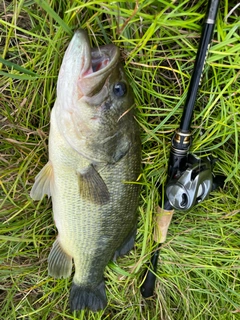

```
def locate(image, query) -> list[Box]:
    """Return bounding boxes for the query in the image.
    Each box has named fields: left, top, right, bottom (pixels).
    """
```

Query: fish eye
left=113, top=82, right=127, bottom=97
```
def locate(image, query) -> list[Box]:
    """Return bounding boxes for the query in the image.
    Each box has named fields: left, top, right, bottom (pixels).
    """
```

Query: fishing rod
left=141, top=0, right=225, bottom=298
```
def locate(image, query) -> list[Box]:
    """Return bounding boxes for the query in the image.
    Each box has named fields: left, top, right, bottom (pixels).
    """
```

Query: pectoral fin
left=48, top=238, right=72, bottom=278
left=78, top=165, right=110, bottom=205
left=30, top=161, right=53, bottom=200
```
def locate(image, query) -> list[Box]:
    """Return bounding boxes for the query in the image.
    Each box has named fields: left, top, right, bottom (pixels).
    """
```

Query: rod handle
left=141, top=206, right=174, bottom=298
left=140, top=247, right=161, bottom=298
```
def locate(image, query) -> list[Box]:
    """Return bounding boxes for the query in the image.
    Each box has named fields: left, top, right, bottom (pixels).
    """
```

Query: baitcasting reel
left=166, top=153, right=214, bottom=211
left=165, top=130, right=225, bottom=212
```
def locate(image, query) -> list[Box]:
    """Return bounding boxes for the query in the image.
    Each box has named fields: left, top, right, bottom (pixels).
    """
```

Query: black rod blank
left=140, top=0, right=220, bottom=299
left=180, top=0, right=220, bottom=132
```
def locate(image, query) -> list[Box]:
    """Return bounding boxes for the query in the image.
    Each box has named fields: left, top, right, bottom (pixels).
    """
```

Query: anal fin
left=113, top=228, right=137, bottom=260
left=78, top=165, right=110, bottom=205
left=48, top=238, right=72, bottom=278
left=30, top=161, right=53, bottom=200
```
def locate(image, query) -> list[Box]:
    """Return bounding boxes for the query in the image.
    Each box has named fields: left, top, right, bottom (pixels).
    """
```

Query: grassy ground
left=1, top=0, right=239, bottom=319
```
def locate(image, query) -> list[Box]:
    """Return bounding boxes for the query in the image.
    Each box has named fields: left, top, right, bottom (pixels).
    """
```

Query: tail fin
left=70, top=280, right=107, bottom=312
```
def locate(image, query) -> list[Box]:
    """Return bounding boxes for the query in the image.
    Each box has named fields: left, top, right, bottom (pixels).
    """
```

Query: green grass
left=1, top=0, right=239, bottom=319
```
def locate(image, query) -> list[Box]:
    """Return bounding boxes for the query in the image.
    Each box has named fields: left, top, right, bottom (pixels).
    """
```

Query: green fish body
left=30, top=30, right=141, bottom=312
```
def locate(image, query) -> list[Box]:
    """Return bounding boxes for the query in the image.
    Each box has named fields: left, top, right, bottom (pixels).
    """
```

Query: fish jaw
left=56, top=29, right=120, bottom=103
left=56, top=30, right=91, bottom=103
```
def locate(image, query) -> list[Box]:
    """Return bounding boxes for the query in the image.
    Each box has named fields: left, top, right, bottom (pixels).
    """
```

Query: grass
left=0, top=0, right=239, bottom=319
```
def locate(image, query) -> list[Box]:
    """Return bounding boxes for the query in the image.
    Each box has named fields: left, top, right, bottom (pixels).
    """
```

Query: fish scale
left=30, top=29, right=141, bottom=312
left=50, top=110, right=140, bottom=283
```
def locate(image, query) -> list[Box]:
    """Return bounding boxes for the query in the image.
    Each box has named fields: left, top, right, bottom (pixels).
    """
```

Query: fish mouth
left=61, top=30, right=120, bottom=97
left=87, top=44, right=119, bottom=77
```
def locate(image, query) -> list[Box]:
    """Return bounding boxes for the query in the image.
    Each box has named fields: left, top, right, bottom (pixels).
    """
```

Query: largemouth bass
left=30, top=30, right=141, bottom=312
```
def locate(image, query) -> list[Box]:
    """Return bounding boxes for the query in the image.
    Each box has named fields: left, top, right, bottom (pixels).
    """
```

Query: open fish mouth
left=59, top=30, right=120, bottom=97
left=88, top=43, right=119, bottom=76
